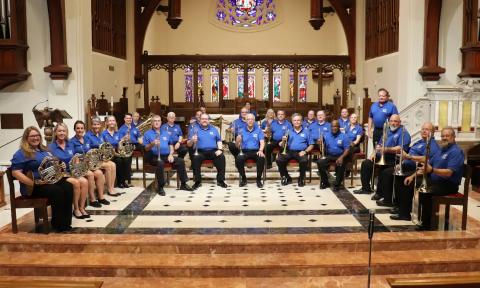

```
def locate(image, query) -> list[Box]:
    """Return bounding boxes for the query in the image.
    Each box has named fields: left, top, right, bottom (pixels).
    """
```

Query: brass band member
left=302, top=110, right=316, bottom=128
left=71, top=121, right=110, bottom=207
left=101, top=115, right=130, bottom=188
left=404, top=127, right=464, bottom=230
left=49, top=123, right=90, bottom=219
left=265, top=110, right=292, bottom=169
left=188, top=113, right=228, bottom=189
left=162, top=112, right=188, bottom=158
left=354, top=115, right=411, bottom=202
left=132, top=112, right=142, bottom=127
left=338, top=108, right=350, bottom=133
left=118, top=113, right=142, bottom=186
left=11, top=126, right=74, bottom=232
left=187, top=110, right=202, bottom=160
left=143, top=115, right=193, bottom=195
left=367, top=88, right=399, bottom=146
left=227, top=107, right=249, bottom=159
left=345, top=113, right=364, bottom=154
left=317, top=120, right=351, bottom=191
left=276, top=113, right=314, bottom=187
left=308, top=110, right=332, bottom=148
left=390, top=122, right=439, bottom=221
left=85, top=117, right=119, bottom=197
left=235, top=113, right=266, bottom=188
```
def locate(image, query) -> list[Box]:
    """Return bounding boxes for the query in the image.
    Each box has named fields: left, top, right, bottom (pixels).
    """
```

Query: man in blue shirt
left=338, top=108, right=350, bottom=133
left=390, top=122, right=440, bottom=221
left=228, top=107, right=249, bottom=158
left=302, top=110, right=315, bottom=128
left=187, top=113, right=228, bottom=189
left=265, top=110, right=292, bottom=169
left=309, top=110, right=331, bottom=144
left=187, top=110, right=202, bottom=160
left=235, top=113, right=265, bottom=188
left=118, top=113, right=143, bottom=186
left=276, top=113, right=314, bottom=187
left=354, top=115, right=411, bottom=202
left=162, top=112, right=187, bottom=159
left=144, top=115, right=193, bottom=195
left=368, top=88, right=399, bottom=146
left=403, top=127, right=464, bottom=230
left=244, top=101, right=257, bottom=119
left=317, top=120, right=351, bottom=191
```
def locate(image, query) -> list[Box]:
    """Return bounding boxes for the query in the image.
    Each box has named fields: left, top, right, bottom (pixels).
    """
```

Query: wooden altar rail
left=140, top=53, right=351, bottom=115
left=387, top=275, right=480, bottom=288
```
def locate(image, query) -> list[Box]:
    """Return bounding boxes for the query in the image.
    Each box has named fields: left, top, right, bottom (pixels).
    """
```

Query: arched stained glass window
left=212, top=0, right=280, bottom=31
left=185, top=66, right=204, bottom=103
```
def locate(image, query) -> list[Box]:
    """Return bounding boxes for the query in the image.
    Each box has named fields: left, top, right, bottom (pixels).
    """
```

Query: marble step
left=2, top=248, right=480, bottom=277
left=0, top=231, right=478, bottom=254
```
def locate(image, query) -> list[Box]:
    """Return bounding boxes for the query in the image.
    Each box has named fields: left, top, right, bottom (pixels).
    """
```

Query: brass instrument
left=411, top=132, right=432, bottom=225
left=238, top=129, right=244, bottom=156
left=135, top=116, right=152, bottom=135
left=264, top=120, right=272, bottom=145
left=281, top=129, right=289, bottom=155
left=209, top=116, right=223, bottom=128
left=376, top=121, right=388, bottom=166
left=394, top=126, right=407, bottom=176
left=318, top=129, right=326, bottom=160
left=86, top=148, right=102, bottom=170
left=99, top=142, right=115, bottom=161
left=66, top=153, right=89, bottom=178
left=35, top=155, right=66, bottom=185
left=117, top=126, right=135, bottom=157
left=157, top=132, right=161, bottom=162
left=193, top=126, right=199, bottom=156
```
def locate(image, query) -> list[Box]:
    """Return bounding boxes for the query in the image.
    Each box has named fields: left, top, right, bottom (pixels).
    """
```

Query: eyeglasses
left=28, top=134, right=41, bottom=138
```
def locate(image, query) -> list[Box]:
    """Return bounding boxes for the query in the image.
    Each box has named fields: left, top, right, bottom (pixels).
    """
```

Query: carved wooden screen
left=365, top=0, right=399, bottom=60
left=91, top=0, right=126, bottom=59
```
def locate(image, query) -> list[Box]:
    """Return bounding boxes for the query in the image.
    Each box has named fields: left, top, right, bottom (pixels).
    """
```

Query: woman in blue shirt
left=85, top=117, right=117, bottom=196
left=72, top=120, right=110, bottom=207
left=11, top=126, right=74, bottom=232
left=101, top=115, right=130, bottom=188
left=346, top=113, right=364, bottom=154
left=49, top=123, right=89, bottom=219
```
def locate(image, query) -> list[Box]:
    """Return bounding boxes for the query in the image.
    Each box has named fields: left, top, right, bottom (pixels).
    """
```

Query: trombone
left=370, top=120, right=388, bottom=190
left=411, top=132, right=432, bottom=225
left=392, top=126, right=406, bottom=204
left=318, top=130, right=326, bottom=160
left=281, top=129, right=289, bottom=155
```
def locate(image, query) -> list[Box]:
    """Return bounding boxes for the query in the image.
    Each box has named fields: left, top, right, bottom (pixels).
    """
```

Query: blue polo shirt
left=101, top=130, right=121, bottom=148
left=239, top=125, right=264, bottom=150
left=346, top=123, right=364, bottom=142
left=85, top=131, right=104, bottom=148
left=118, top=124, right=141, bottom=144
left=188, top=124, right=221, bottom=151
left=187, top=121, right=200, bottom=133
left=302, top=119, right=315, bottom=128
left=286, top=127, right=313, bottom=151
left=11, top=149, right=51, bottom=196
left=143, top=128, right=171, bottom=156
left=324, top=131, right=351, bottom=157
left=369, top=101, right=399, bottom=128
left=270, top=120, right=292, bottom=141
left=309, top=121, right=331, bottom=142
left=403, top=138, right=440, bottom=169
left=161, top=123, right=183, bottom=144
left=69, top=136, right=92, bottom=154
left=260, top=119, right=274, bottom=129
left=429, top=143, right=464, bottom=186
left=48, top=141, right=75, bottom=172
left=338, top=118, right=350, bottom=131
left=230, top=119, right=248, bottom=136
left=378, top=126, right=411, bottom=161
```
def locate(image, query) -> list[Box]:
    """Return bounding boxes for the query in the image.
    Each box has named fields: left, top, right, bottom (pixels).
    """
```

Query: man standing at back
left=368, top=88, right=398, bottom=146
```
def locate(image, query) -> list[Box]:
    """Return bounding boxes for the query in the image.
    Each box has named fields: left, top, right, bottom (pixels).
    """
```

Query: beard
left=438, top=140, right=451, bottom=149
left=390, top=126, right=399, bottom=132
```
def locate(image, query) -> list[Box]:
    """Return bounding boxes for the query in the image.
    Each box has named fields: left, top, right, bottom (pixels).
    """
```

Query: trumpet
left=411, top=132, right=432, bottom=225
left=264, top=120, right=272, bottom=145
left=193, top=127, right=199, bottom=156
left=157, top=132, right=161, bottom=162
left=238, top=132, right=244, bottom=156
left=281, top=129, right=289, bottom=155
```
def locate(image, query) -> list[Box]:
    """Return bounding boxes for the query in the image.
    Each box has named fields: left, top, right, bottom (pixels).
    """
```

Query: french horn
left=99, top=142, right=115, bottom=161
left=67, top=153, right=89, bottom=178
left=86, top=148, right=102, bottom=170
left=36, top=155, right=66, bottom=185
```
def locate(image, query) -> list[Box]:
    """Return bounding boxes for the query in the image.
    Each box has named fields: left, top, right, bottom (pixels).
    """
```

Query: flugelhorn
left=281, top=129, right=289, bottom=155
left=264, top=120, right=272, bottom=145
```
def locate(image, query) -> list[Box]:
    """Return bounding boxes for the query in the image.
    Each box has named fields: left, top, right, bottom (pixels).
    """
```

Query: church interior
left=0, top=0, right=480, bottom=287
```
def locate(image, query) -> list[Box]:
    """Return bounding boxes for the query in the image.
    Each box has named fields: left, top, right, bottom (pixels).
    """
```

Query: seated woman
left=101, top=115, right=130, bottom=189
left=346, top=113, right=364, bottom=154
left=49, top=123, right=90, bottom=219
left=11, top=126, right=74, bottom=232
left=71, top=120, right=110, bottom=207
left=85, top=117, right=119, bottom=196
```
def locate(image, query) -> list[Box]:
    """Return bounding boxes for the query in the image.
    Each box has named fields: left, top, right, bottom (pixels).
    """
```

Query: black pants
left=420, top=180, right=458, bottom=229
left=145, top=152, right=189, bottom=188
left=317, top=155, right=348, bottom=187
left=373, top=127, right=383, bottom=146
left=265, top=140, right=280, bottom=167
left=176, top=144, right=188, bottom=159
left=360, top=159, right=393, bottom=194
left=113, top=156, right=130, bottom=185
left=276, top=150, right=308, bottom=179
left=32, top=178, right=73, bottom=230
left=191, top=150, right=226, bottom=183
left=228, top=142, right=240, bottom=159
left=235, top=150, right=265, bottom=180
left=395, top=169, right=417, bottom=217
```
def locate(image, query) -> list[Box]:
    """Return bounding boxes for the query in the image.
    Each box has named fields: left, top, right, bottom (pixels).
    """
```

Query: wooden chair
left=308, top=149, right=347, bottom=186
left=349, top=134, right=367, bottom=187
left=244, top=158, right=267, bottom=185
left=132, top=149, right=142, bottom=172
left=6, top=168, right=50, bottom=234
left=431, top=165, right=472, bottom=231
left=142, top=150, right=180, bottom=189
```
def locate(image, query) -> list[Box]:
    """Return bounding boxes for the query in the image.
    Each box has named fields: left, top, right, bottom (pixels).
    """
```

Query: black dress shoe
left=192, top=181, right=202, bottom=190
left=73, top=212, right=85, bottom=219
left=107, top=192, right=121, bottom=197
left=217, top=181, right=228, bottom=188
left=390, top=214, right=411, bottom=221
left=256, top=180, right=263, bottom=188
left=415, top=225, right=430, bottom=231
left=179, top=183, right=193, bottom=191
left=376, top=199, right=393, bottom=207
left=389, top=207, right=399, bottom=214
left=82, top=213, right=91, bottom=219
left=239, top=177, right=247, bottom=187
left=98, top=198, right=110, bottom=205
left=298, top=178, right=305, bottom=187
left=280, top=176, right=292, bottom=186
left=89, top=201, right=102, bottom=208
left=157, top=187, right=166, bottom=196
left=320, top=182, right=330, bottom=189
left=332, top=185, right=340, bottom=192
left=123, top=182, right=133, bottom=188
left=353, top=188, right=373, bottom=194
left=371, top=193, right=382, bottom=200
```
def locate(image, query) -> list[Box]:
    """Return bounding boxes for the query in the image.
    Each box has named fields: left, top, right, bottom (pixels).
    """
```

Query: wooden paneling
left=91, top=0, right=126, bottom=59
left=0, top=113, right=23, bottom=129
left=365, top=0, right=399, bottom=60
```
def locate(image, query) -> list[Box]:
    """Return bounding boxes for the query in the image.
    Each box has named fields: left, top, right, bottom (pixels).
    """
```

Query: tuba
left=99, top=142, right=115, bottom=161
left=67, top=153, right=89, bottom=178
left=117, top=127, right=135, bottom=157
left=86, top=148, right=103, bottom=170
left=35, top=155, right=66, bottom=185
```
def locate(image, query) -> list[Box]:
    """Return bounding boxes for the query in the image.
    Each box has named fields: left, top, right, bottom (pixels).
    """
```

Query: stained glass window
left=289, top=67, right=308, bottom=102
left=237, top=68, right=255, bottom=98
left=211, top=68, right=229, bottom=102
left=214, top=0, right=279, bottom=30
left=262, top=68, right=281, bottom=101
left=185, top=66, right=203, bottom=102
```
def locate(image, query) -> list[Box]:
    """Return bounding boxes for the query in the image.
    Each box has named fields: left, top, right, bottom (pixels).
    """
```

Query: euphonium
left=136, top=116, right=152, bottom=135
left=67, top=153, right=89, bottom=178
left=86, top=148, right=102, bottom=170
left=281, top=129, right=289, bottom=155
left=99, top=142, right=115, bottom=161
left=376, top=121, right=388, bottom=166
